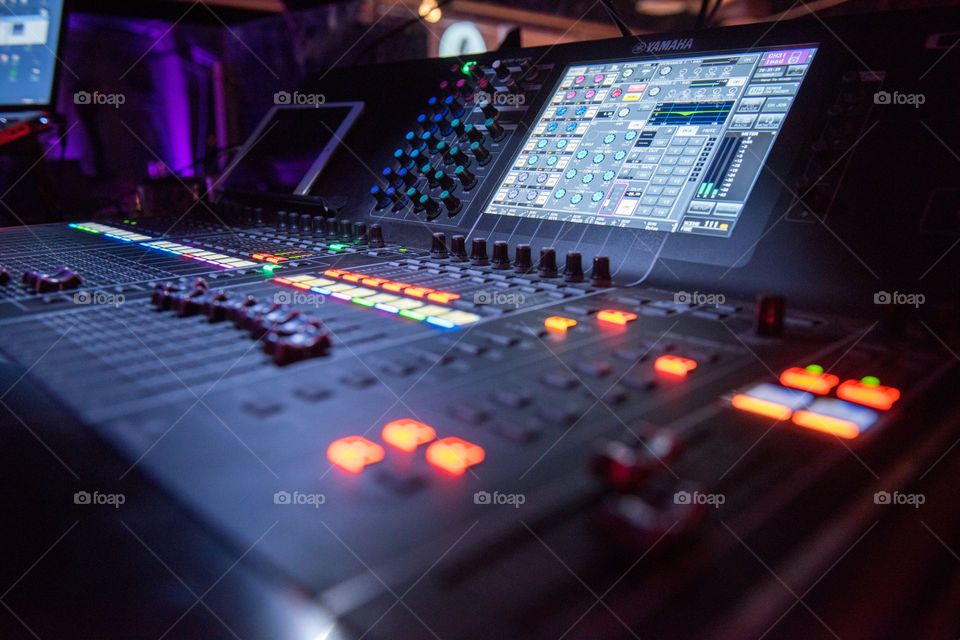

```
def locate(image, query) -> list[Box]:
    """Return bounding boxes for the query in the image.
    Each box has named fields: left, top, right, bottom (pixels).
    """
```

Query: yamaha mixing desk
left=1, top=8, right=960, bottom=640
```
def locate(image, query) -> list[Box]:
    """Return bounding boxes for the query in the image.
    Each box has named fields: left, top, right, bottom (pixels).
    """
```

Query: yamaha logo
left=632, top=38, right=695, bottom=54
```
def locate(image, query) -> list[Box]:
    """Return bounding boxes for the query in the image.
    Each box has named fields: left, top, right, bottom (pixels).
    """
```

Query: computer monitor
left=0, top=0, right=66, bottom=108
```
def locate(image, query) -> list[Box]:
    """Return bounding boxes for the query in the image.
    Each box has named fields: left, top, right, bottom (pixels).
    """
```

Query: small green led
left=397, top=248, right=407, bottom=252
left=328, top=243, right=346, bottom=252
left=805, top=364, right=824, bottom=374
left=261, top=264, right=278, bottom=274
left=352, top=298, right=375, bottom=308
left=399, top=309, right=426, bottom=321
left=122, top=219, right=129, bottom=224
left=461, top=61, right=477, bottom=76
left=860, top=376, right=880, bottom=387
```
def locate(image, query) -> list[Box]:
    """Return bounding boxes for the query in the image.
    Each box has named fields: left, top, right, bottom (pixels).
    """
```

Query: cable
left=706, top=0, right=724, bottom=27
left=696, top=0, right=710, bottom=28
left=353, top=0, right=457, bottom=63
left=599, top=0, right=632, bottom=37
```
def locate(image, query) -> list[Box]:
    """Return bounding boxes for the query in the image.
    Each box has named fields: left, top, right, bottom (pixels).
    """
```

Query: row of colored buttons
left=778, top=365, right=900, bottom=410
left=323, top=268, right=463, bottom=305
left=251, top=251, right=313, bottom=263
left=140, top=241, right=259, bottom=270
left=69, top=222, right=152, bottom=242
left=544, top=309, right=639, bottom=333
left=327, top=419, right=485, bottom=475
left=273, top=275, right=481, bottom=328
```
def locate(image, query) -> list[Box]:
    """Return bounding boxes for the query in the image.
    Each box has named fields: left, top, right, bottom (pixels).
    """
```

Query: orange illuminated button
left=597, top=309, right=638, bottom=326
left=324, top=269, right=346, bottom=278
left=425, top=437, right=485, bottom=475
left=252, top=253, right=267, bottom=261
left=403, top=286, right=435, bottom=298
left=779, top=366, right=839, bottom=394
left=791, top=398, right=877, bottom=439
left=382, top=281, right=411, bottom=292
left=427, top=291, right=461, bottom=304
left=544, top=316, right=577, bottom=333
left=341, top=272, right=364, bottom=282
left=327, top=436, right=386, bottom=473
left=836, top=379, right=900, bottom=410
left=382, top=419, right=437, bottom=452
left=730, top=382, right=814, bottom=420
left=272, top=277, right=292, bottom=285
left=362, top=277, right=389, bottom=288
left=266, top=256, right=287, bottom=264
left=654, top=355, right=698, bottom=377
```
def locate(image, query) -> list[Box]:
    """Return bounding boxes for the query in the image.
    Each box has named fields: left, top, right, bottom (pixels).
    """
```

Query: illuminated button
left=425, top=437, right=486, bottom=475
left=325, top=283, right=355, bottom=292
left=382, top=281, right=411, bottom=293
left=654, top=355, right=697, bottom=377
left=597, top=309, right=638, bottom=325
left=324, top=269, right=346, bottom=278
left=836, top=378, right=900, bottom=410
left=341, top=273, right=364, bottom=282
left=346, top=288, right=377, bottom=298
left=440, top=310, right=480, bottom=326
left=731, top=382, right=813, bottom=420
left=391, top=298, right=426, bottom=310
left=427, top=291, right=460, bottom=304
left=545, top=316, right=577, bottom=332
left=415, top=304, right=451, bottom=316
left=327, top=436, right=385, bottom=473
left=367, top=293, right=403, bottom=304
left=792, top=398, right=878, bottom=439
left=362, top=277, right=389, bottom=287
left=404, top=287, right=435, bottom=298
left=302, top=278, right=335, bottom=287
left=778, top=365, right=839, bottom=394
left=382, top=419, right=436, bottom=452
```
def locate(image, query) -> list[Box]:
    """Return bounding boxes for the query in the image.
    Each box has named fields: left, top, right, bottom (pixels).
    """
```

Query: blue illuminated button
left=547, top=122, right=558, bottom=132
left=603, top=133, right=616, bottom=144
left=575, top=106, right=587, bottom=116
left=614, top=150, right=626, bottom=161
left=566, top=122, right=577, bottom=132
left=602, top=170, right=615, bottom=181
left=565, top=169, right=577, bottom=179
left=527, top=155, right=539, bottom=165
left=592, top=191, right=604, bottom=202
left=592, top=153, right=605, bottom=163
left=581, top=173, right=594, bottom=184
left=624, top=130, right=637, bottom=141
left=557, top=106, right=568, bottom=115
left=570, top=193, right=583, bottom=204
left=537, top=139, right=548, bottom=148
left=546, top=156, right=558, bottom=166
left=556, top=139, right=568, bottom=149
left=554, top=189, right=566, bottom=199
left=792, top=398, right=878, bottom=439
left=576, top=149, right=588, bottom=159
left=518, top=172, right=529, bottom=181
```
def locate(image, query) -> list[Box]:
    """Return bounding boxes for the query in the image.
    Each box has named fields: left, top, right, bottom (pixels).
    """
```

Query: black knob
left=755, top=294, right=785, bottom=337
left=406, top=130, right=426, bottom=154
left=370, top=185, right=390, bottom=210
left=339, top=219, right=353, bottom=240
left=409, top=148, right=425, bottom=170
left=435, top=170, right=455, bottom=191
left=538, top=248, right=558, bottom=278
left=491, top=241, right=510, bottom=269
left=492, top=59, right=511, bottom=80
left=471, top=238, right=489, bottom=265
left=450, top=118, right=466, bottom=138
left=353, top=222, right=367, bottom=244
left=0, top=266, right=10, bottom=285
left=444, top=94, right=464, bottom=117
left=514, top=244, right=533, bottom=273
left=470, top=141, right=491, bottom=165
left=407, top=187, right=425, bottom=210
left=440, top=190, right=461, bottom=216
left=368, top=224, right=385, bottom=248
left=324, top=215, right=339, bottom=235
left=563, top=252, right=584, bottom=282
left=415, top=113, right=433, bottom=134
left=421, top=131, right=440, bottom=154
left=385, top=186, right=406, bottom=207
left=382, top=167, right=398, bottom=186
left=397, top=167, right=417, bottom=188
left=433, top=112, right=453, bottom=136
left=456, top=165, right=477, bottom=190
left=276, top=211, right=288, bottom=230
left=481, top=101, right=500, bottom=121
left=427, top=95, right=446, bottom=116
left=423, top=164, right=440, bottom=188
left=450, top=235, right=468, bottom=261
left=437, top=142, right=455, bottom=165
left=394, top=148, right=412, bottom=167
left=504, top=77, right=522, bottom=95
left=464, top=124, right=484, bottom=144
left=300, top=213, right=313, bottom=233
left=591, top=256, right=612, bottom=287
left=519, top=58, right=538, bottom=81
left=420, top=194, right=441, bottom=220
left=450, top=146, right=470, bottom=167
left=431, top=232, right=448, bottom=259
left=486, top=117, right=506, bottom=141
left=311, top=215, right=325, bottom=234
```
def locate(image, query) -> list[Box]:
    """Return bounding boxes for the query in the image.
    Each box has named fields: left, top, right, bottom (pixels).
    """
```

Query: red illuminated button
left=403, top=287, right=435, bottom=298
left=362, top=277, right=389, bottom=288
left=545, top=316, right=577, bottom=333
left=731, top=394, right=793, bottom=420
left=779, top=366, right=839, bottom=394
left=327, top=436, right=385, bottom=473
left=324, top=269, right=346, bottom=278
left=272, top=277, right=292, bottom=285
left=427, top=291, right=460, bottom=304
left=597, top=309, right=638, bottom=326
left=425, top=437, right=485, bottom=475
left=266, top=256, right=287, bottom=264
left=836, top=378, right=900, bottom=410
left=341, top=273, right=364, bottom=282
left=382, top=419, right=437, bottom=452
left=654, top=355, right=697, bottom=377
left=382, top=281, right=411, bottom=292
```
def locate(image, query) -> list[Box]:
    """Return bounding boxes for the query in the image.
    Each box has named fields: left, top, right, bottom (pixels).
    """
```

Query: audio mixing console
left=1, top=8, right=960, bottom=640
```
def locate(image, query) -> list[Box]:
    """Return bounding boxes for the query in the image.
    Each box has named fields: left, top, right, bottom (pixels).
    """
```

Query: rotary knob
left=591, top=256, right=612, bottom=288
left=450, top=235, right=468, bottom=262
left=368, top=224, right=385, bottom=248
left=491, top=241, right=510, bottom=269
left=431, top=232, right=448, bottom=259
left=538, top=248, right=558, bottom=278
left=563, top=252, right=584, bottom=282
left=514, top=244, right=533, bottom=273
left=470, top=238, right=489, bottom=265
